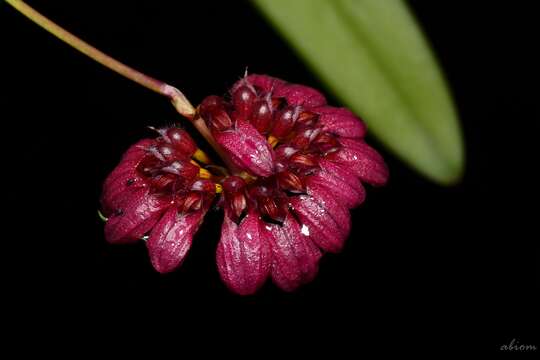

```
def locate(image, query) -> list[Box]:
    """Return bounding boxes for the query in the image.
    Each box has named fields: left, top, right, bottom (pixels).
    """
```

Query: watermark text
left=500, top=339, right=537, bottom=352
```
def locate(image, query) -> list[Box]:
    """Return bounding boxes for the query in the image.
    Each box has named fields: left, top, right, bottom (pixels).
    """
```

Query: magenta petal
left=274, top=84, right=327, bottom=107
left=327, top=139, right=389, bottom=186
left=290, top=192, right=349, bottom=253
left=101, top=168, right=144, bottom=216
left=214, top=120, right=275, bottom=177
left=118, top=139, right=154, bottom=162
left=306, top=182, right=351, bottom=246
left=268, top=214, right=321, bottom=292
left=314, top=106, right=367, bottom=139
left=101, top=139, right=153, bottom=215
left=216, top=210, right=271, bottom=295
left=314, top=159, right=366, bottom=208
left=103, top=139, right=153, bottom=189
left=243, top=74, right=286, bottom=93
left=146, top=207, right=205, bottom=273
left=104, top=188, right=167, bottom=244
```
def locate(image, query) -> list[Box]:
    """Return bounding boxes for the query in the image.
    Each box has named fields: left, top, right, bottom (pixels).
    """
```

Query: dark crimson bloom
left=101, top=74, right=388, bottom=294
left=100, top=128, right=215, bottom=273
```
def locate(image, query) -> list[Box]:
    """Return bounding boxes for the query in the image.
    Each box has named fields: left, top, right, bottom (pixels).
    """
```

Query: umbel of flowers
left=101, top=74, right=388, bottom=295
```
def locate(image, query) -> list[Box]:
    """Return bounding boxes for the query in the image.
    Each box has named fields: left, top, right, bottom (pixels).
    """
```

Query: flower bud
left=156, top=143, right=181, bottom=162
left=166, top=127, right=197, bottom=156
left=289, top=128, right=320, bottom=149
left=277, top=170, right=305, bottom=193
left=199, top=95, right=233, bottom=131
left=311, top=132, right=340, bottom=153
left=250, top=99, right=273, bottom=134
left=271, top=106, right=299, bottom=139
left=296, top=111, right=318, bottom=127
left=257, top=196, right=287, bottom=223
left=232, top=85, right=256, bottom=121
left=223, top=176, right=247, bottom=193
left=223, top=176, right=248, bottom=222
left=288, top=152, right=319, bottom=170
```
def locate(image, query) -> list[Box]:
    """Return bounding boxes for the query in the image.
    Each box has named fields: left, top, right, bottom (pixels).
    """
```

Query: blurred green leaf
left=253, top=0, right=464, bottom=184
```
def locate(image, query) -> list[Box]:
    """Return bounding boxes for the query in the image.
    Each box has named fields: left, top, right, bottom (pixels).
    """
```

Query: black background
left=2, top=0, right=538, bottom=353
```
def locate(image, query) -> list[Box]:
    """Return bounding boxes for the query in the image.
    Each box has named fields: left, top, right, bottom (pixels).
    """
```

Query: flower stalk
left=101, top=74, right=388, bottom=294
left=9, top=0, right=391, bottom=294
left=5, top=0, right=174, bottom=102
left=5, top=0, right=239, bottom=169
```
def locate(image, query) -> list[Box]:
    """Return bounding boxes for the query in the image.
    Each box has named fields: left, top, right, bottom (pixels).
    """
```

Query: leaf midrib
left=332, top=0, right=444, bottom=166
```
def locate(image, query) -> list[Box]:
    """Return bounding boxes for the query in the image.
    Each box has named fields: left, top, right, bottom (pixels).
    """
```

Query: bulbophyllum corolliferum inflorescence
left=100, top=74, right=389, bottom=295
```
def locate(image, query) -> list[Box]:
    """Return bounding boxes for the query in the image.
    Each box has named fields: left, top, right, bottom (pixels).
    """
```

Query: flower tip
left=147, top=208, right=205, bottom=274
left=216, top=212, right=270, bottom=295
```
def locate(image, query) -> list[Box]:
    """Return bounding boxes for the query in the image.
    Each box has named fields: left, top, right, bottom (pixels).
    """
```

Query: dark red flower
left=101, top=74, right=388, bottom=294
left=100, top=129, right=215, bottom=273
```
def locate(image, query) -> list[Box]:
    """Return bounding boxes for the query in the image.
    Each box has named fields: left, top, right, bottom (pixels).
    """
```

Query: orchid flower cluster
left=101, top=74, right=388, bottom=294
left=4, top=1, right=388, bottom=294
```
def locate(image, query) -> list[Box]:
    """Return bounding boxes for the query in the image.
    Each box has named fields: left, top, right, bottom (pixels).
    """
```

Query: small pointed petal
left=314, top=159, right=366, bottom=208
left=214, top=120, right=275, bottom=177
left=146, top=207, right=206, bottom=273
left=216, top=211, right=271, bottom=295
left=267, top=214, right=321, bottom=291
left=274, top=84, right=327, bottom=107
left=327, top=138, right=389, bottom=186
left=314, top=106, right=367, bottom=139
left=104, top=188, right=167, bottom=244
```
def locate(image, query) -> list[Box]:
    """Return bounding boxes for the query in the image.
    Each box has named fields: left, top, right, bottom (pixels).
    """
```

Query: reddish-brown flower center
left=133, top=128, right=214, bottom=213
left=198, top=79, right=344, bottom=225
